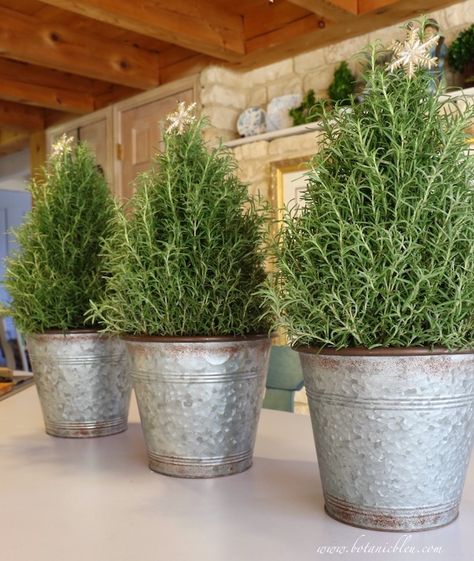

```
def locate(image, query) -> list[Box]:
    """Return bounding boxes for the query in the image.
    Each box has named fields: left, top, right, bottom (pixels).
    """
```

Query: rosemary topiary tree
left=266, top=27, right=474, bottom=349
left=3, top=137, right=115, bottom=334
left=90, top=103, right=271, bottom=336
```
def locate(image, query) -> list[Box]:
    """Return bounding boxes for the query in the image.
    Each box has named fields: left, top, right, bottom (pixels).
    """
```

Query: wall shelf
left=225, top=121, right=323, bottom=148
left=225, top=87, right=474, bottom=149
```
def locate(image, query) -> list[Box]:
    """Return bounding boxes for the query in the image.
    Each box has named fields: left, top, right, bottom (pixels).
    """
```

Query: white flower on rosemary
left=388, top=26, right=439, bottom=78
left=51, top=134, right=74, bottom=158
left=166, top=101, right=197, bottom=134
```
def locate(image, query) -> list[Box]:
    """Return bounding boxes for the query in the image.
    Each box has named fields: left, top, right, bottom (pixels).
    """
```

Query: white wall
left=0, top=149, right=30, bottom=191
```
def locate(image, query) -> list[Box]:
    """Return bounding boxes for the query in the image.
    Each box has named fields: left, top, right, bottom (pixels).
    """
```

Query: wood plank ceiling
left=0, top=0, right=461, bottom=153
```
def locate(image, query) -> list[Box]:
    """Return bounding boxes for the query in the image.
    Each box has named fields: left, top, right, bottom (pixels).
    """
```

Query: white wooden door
left=46, top=108, right=114, bottom=195
left=78, top=118, right=109, bottom=182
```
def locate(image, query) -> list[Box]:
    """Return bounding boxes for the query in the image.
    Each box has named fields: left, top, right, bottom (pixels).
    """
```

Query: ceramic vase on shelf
left=237, top=106, right=266, bottom=137
left=266, top=94, right=302, bottom=132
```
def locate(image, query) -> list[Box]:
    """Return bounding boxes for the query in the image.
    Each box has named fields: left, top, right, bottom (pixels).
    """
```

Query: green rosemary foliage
left=3, top=139, right=115, bottom=334
left=266, top=50, right=474, bottom=349
left=90, top=115, right=271, bottom=336
left=328, top=61, right=356, bottom=105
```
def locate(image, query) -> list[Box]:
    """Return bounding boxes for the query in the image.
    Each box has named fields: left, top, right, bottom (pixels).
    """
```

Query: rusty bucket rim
left=295, top=345, right=474, bottom=357
left=121, top=333, right=275, bottom=344
left=28, top=328, right=102, bottom=338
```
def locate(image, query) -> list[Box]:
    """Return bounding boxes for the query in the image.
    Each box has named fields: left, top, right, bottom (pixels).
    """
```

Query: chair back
left=263, top=345, right=304, bottom=412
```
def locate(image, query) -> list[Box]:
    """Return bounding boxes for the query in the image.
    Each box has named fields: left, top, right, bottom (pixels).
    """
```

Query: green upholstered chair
left=263, top=345, right=304, bottom=412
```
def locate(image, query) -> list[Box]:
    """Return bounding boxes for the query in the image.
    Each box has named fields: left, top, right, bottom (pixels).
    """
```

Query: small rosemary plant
left=3, top=137, right=115, bottom=334
left=90, top=104, right=271, bottom=336
left=448, top=24, right=474, bottom=77
left=266, top=26, right=474, bottom=349
left=328, top=61, right=356, bottom=105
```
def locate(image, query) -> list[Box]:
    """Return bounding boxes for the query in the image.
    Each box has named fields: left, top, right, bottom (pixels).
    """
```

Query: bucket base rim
left=324, top=503, right=459, bottom=532
left=147, top=450, right=254, bottom=478
left=45, top=417, right=128, bottom=438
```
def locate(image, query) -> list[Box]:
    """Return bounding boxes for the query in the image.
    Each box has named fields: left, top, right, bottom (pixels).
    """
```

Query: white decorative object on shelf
left=266, top=94, right=302, bottom=132
left=237, top=106, right=266, bottom=137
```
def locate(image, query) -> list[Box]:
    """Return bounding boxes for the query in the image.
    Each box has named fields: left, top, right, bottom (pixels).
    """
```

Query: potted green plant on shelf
left=448, top=24, right=474, bottom=86
left=289, top=89, right=327, bottom=126
left=3, top=137, right=131, bottom=438
left=328, top=61, right=356, bottom=105
left=289, top=62, right=356, bottom=127
left=90, top=103, right=272, bottom=478
left=266, top=24, right=474, bottom=531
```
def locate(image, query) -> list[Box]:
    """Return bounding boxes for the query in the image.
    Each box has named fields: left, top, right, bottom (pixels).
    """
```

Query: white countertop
left=1, top=386, right=474, bottom=561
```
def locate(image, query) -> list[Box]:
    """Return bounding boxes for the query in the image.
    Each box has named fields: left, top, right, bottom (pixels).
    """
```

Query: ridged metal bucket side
left=123, top=336, right=272, bottom=478
left=298, top=350, right=474, bottom=532
left=27, top=332, right=132, bottom=438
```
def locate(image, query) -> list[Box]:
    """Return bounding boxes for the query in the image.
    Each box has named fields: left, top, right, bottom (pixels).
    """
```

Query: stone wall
left=200, top=0, right=473, bottom=201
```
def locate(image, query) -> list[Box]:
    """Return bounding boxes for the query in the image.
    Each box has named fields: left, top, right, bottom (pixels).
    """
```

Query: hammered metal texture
left=299, top=350, right=474, bottom=532
left=123, top=337, right=271, bottom=478
left=27, top=332, right=131, bottom=438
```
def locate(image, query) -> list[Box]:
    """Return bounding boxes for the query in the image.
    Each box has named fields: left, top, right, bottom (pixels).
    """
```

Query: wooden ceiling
left=0, top=0, right=461, bottom=153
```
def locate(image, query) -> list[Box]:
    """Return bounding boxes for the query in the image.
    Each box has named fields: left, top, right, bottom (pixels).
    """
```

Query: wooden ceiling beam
left=0, top=77, right=94, bottom=113
left=329, top=0, right=359, bottom=14
left=0, top=58, right=117, bottom=97
left=290, top=0, right=432, bottom=17
left=242, top=0, right=459, bottom=66
left=0, top=6, right=159, bottom=89
left=160, top=54, right=213, bottom=85
left=43, top=110, right=80, bottom=129
left=246, top=14, right=326, bottom=53
left=358, top=0, right=399, bottom=14
left=0, top=100, right=44, bottom=131
left=286, top=0, right=353, bottom=20
left=37, top=0, right=245, bottom=61
left=93, top=85, right=140, bottom=110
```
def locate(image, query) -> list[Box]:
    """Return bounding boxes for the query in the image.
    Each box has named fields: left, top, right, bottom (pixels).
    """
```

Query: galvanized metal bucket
left=27, top=331, right=131, bottom=438
left=298, top=347, right=474, bottom=532
left=123, top=335, right=272, bottom=478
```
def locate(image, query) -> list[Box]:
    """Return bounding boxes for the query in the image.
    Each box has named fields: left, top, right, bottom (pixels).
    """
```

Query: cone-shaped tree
left=90, top=105, right=271, bottom=336
left=266, top=28, right=474, bottom=349
left=4, top=136, right=115, bottom=334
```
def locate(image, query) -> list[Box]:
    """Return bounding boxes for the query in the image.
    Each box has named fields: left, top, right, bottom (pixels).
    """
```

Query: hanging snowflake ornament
left=166, top=101, right=197, bottom=134
left=388, top=25, right=439, bottom=78
left=51, top=134, right=74, bottom=158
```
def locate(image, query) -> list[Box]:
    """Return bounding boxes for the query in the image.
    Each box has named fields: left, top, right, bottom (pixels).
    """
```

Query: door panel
left=49, top=128, right=78, bottom=147
left=119, top=88, right=194, bottom=200
left=78, top=119, right=109, bottom=184
left=46, top=109, right=113, bottom=196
